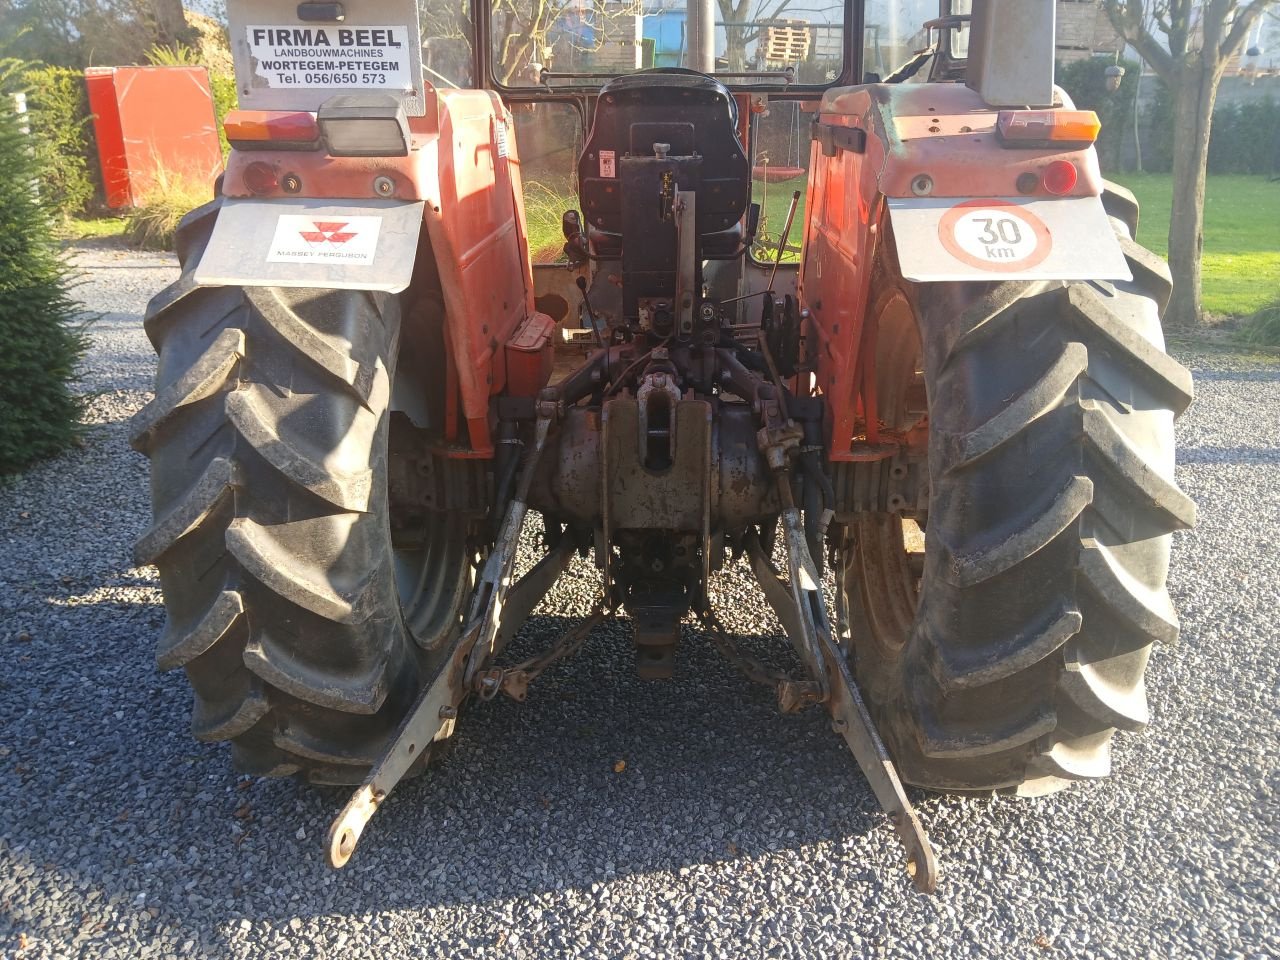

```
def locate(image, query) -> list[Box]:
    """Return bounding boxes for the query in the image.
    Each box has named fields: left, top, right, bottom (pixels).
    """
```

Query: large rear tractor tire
left=131, top=200, right=478, bottom=784
left=840, top=185, right=1195, bottom=794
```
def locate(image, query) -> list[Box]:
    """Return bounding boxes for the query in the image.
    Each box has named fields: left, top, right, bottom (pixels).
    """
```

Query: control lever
left=767, top=190, right=802, bottom=293
left=743, top=202, right=761, bottom=251
left=562, top=209, right=589, bottom=266
left=576, top=276, right=604, bottom=346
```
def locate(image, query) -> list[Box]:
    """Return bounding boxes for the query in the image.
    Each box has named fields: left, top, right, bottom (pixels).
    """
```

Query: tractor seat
left=577, top=69, right=750, bottom=260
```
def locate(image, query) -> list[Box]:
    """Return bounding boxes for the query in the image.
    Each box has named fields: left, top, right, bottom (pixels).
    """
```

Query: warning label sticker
left=599, top=150, right=616, bottom=179
left=267, top=215, right=383, bottom=264
left=246, top=25, right=413, bottom=89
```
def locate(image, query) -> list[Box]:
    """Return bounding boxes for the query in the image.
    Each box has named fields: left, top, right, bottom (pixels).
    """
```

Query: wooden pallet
left=762, top=21, right=811, bottom=65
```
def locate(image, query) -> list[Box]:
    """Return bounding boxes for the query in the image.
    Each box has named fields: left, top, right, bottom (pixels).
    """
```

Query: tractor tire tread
left=138, top=197, right=426, bottom=779
left=864, top=185, right=1192, bottom=793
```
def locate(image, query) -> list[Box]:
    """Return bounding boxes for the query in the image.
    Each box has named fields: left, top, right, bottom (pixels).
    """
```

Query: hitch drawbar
left=326, top=403, right=939, bottom=893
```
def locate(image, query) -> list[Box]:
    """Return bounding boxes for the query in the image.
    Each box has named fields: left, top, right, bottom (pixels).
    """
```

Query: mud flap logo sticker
left=267, top=215, right=382, bottom=264
left=938, top=199, right=1052, bottom=272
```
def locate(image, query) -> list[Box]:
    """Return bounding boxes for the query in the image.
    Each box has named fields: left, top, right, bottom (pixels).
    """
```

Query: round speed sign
left=937, top=199, right=1053, bottom=273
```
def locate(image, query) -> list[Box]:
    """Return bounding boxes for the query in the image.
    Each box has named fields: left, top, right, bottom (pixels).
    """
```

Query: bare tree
left=493, top=0, right=576, bottom=84
left=1104, top=0, right=1276, bottom=326
left=717, top=0, right=799, bottom=71
left=419, top=0, right=475, bottom=87
left=487, top=0, right=641, bottom=84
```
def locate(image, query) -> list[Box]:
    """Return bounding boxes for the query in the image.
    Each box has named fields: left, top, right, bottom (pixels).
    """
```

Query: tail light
left=241, top=161, right=279, bottom=195
left=223, top=110, right=320, bottom=151
left=1041, top=160, right=1079, bottom=195
left=996, top=110, right=1100, bottom=148
left=317, top=95, right=411, bottom=158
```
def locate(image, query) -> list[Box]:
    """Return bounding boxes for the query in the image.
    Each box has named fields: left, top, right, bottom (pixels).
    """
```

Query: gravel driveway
left=1, top=242, right=1276, bottom=959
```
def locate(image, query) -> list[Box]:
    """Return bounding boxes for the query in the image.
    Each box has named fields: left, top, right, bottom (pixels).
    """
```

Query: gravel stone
left=0, top=240, right=1275, bottom=958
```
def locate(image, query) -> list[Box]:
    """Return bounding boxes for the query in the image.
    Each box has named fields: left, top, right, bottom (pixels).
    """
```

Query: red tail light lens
left=242, top=161, right=279, bottom=195
left=1042, top=160, right=1078, bottom=195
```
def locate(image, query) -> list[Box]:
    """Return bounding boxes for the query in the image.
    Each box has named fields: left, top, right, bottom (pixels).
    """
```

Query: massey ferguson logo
left=299, top=221, right=357, bottom=245
left=267, top=214, right=383, bottom=266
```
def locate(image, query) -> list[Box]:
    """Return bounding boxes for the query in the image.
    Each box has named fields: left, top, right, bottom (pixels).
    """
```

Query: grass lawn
left=57, top=215, right=127, bottom=241
left=523, top=176, right=809, bottom=266
left=1107, top=173, right=1280, bottom=317
left=753, top=177, right=807, bottom=262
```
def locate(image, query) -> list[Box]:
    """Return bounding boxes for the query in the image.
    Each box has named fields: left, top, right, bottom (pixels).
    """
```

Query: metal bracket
left=811, top=121, right=867, bottom=158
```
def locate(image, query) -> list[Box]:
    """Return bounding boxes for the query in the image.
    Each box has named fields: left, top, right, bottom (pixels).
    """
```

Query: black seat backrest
left=578, top=69, right=750, bottom=252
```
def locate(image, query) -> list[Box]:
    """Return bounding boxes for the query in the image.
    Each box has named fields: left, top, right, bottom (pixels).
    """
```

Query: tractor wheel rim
left=388, top=351, right=474, bottom=651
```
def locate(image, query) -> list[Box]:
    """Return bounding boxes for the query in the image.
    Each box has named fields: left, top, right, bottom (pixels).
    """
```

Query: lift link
left=474, top=598, right=612, bottom=702
left=327, top=399, right=559, bottom=869
left=693, top=599, right=822, bottom=714
left=752, top=419, right=940, bottom=894
left=823, top=634, right=940, bottom=893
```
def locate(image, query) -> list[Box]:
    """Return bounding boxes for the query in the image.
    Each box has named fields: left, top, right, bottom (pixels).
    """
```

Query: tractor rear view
left=131, top=0, right=1193, bottom=891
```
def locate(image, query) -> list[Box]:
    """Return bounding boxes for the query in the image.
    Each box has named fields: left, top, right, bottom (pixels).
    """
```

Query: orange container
left=504, top=311, right=556, bottom=397
left=85, top=66, right=223, bottom=209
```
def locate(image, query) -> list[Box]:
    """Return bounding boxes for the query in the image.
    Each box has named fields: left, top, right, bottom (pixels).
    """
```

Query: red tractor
left=131, top=0, right=1193, bottom=891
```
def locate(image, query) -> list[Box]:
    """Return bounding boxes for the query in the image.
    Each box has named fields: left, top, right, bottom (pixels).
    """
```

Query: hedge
left=19, top=65, right=100, bottom=215
left=0, top=94, right=88, bottom=475
left=1058, top=61, right=1280, bottom=176
left=1206, top=99, right=1280, bottom=175
left=1138, top=82, right=1278, bottom=175
left=210, top=70, right=239, bottom=158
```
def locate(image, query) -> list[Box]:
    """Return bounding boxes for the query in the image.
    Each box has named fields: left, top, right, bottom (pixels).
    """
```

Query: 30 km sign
left=886, top=195, right=1132, bottom=283
left=937, top=199, right=1053, bottom=272
left=246, top=24, right=414, bottom=90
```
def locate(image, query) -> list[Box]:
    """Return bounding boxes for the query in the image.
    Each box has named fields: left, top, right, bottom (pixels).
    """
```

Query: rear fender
left=197, top=88, right=542, bottom=457
left=800, top=82, right=1129, bottom=461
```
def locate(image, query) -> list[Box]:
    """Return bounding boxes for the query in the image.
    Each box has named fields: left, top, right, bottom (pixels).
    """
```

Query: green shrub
left=17, top=64, right=99, bottom=215
left=1236, top=292, right=1280, bottom=346
left=143, top=43, right=202, bottom=67
left=1138, top=80, right=1176, bottom=174
left=1208, top=99, right=1280, bottom=175
left=209, top=71, right=239, bottom=158
left=0, top=91, right=89, bottom=475
left=1140, top=84, right=1278, bottom=175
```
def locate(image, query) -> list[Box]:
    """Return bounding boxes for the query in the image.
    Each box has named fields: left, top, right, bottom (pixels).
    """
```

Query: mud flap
left=888, top=195, right=1131, bottom=283
left=193, top=197, right=426, bottom=293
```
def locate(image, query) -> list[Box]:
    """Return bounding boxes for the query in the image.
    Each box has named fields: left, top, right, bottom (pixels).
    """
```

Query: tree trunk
left=724, top=28, right=747, bottom=71
left=151, top=0, right=193, bottom=49
left=1164, top=58, right=1219, bottom=328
